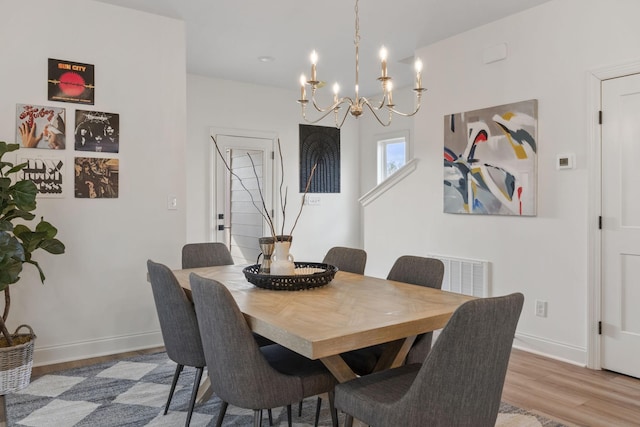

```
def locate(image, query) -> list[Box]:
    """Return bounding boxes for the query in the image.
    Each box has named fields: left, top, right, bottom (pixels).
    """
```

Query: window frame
left=376, top=130, right=411, bottom=184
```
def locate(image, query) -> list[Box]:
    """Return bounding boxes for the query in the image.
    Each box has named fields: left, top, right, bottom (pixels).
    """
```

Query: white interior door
left=601, top=73, right=640, bottom=378
left=212, top=131, right=274, bottom=265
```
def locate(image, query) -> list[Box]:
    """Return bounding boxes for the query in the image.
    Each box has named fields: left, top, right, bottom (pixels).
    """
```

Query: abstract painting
left=299, top=124, right=340, bottom=193
left=444, top=99, right=538, bottom=216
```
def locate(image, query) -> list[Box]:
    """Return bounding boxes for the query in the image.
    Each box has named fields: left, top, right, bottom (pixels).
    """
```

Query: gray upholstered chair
left=387, top=255, right=445, bottom=364
left=335, top=293, right=524, bottom=427
left=322, top=247, right=367, bottom=274
left=342, top=255, right=445, bottom=376
left=189, top=273, right=338, bottom=427
left=181, top=242, right=234, bottom=269
left=147, top=260, right=214, bottom=427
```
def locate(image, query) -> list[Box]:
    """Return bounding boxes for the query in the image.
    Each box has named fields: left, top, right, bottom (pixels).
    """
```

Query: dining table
left=171, top=263, right=475, bottom=401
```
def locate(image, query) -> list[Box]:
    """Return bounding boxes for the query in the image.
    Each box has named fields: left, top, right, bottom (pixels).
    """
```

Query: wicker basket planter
left=0, top=325, right=36, bottom=394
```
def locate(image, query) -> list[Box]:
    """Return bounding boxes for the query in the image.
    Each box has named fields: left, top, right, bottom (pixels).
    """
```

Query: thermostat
left=556, top=153, right=575, bottom=170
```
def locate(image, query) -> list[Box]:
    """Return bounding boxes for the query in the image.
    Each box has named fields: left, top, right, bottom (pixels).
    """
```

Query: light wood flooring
left=32, top=347, right=640, bottom=427
left=503, top=349, right=640, bottom=427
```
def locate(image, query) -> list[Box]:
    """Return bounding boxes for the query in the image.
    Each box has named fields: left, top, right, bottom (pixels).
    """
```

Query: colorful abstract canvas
left=444, top=99, right=538, bottom=216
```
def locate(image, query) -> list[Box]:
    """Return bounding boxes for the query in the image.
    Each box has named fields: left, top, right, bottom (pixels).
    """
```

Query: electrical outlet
left=535, top=300, right=548, bottom=318
left=306, top=195, right=321, bottom=206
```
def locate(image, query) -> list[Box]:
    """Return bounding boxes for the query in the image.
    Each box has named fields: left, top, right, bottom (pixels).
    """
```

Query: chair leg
left=215, top=401, right=228, bottom=427
left=268, top=408, right=273, bottom=425
left=298, top=400, right=303, bottom=416
left=328, top=391, right=338, bottom=427
left=287, top=404, right=293, bottom=427
left=185, top=367, right=203, bottom=427
left=165, top=364, right=184, bottom=415
left=253, top=409, right=262, bottom=427
left=314, top=396, right=322, bottom=427
left=344, top=414, right=354, bottom=427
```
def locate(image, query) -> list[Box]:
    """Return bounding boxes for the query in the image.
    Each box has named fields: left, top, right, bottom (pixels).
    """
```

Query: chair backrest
left=392, top=293, right=524, bottom=427
left=387, top=255, right=445, bottom=364
left=182, top=242, right=234, bottom=269
left=386, top=255, right=444, bottom=289
left=146, top=260, right=206, bottom=368
left=322, top=246, right=367, bottom=274
left=189, top=273, right=302, bottom=409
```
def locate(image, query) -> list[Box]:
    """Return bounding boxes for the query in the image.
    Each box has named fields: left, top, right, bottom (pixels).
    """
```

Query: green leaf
left=12, top=180, right=37, bottom=211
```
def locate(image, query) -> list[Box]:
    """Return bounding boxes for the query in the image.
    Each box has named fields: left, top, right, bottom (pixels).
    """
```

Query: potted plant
left=0, top=141, right=65, bottom=394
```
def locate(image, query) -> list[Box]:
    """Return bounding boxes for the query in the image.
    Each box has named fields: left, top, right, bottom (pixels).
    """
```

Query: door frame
left=208, top=127, right=278, bottom=242
left=587, top=60, right=640, bottom=369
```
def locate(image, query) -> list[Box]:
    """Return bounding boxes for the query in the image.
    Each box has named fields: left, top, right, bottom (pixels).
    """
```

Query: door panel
left=212, top=133, right=273, bottom=265
left=601, top=73, right=640, bottom=378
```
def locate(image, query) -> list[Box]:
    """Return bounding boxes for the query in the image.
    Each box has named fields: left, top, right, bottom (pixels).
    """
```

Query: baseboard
left=513, top=331, right=587, bottom=367
left=33, top=331, right=164, bottom=367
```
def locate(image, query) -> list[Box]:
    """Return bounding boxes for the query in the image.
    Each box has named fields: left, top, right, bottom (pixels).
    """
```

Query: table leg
left=195, top=375, right=213, bottom=404
left=372, top=335, right=417, bottom=372
left=320, top=355, right=358, bottom=383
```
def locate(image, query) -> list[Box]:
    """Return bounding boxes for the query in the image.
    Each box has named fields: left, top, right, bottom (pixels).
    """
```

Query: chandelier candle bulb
left=387, top=80, right=393, bottom=106
left=380, top=46, right=388, bottom=78
left=310, top=50, right=318, bottom=82
left=299, top=74, right=307, bottom=101
left=333, top=83, right=340, bottom=103
left=415, top=59, right=423, bottom=89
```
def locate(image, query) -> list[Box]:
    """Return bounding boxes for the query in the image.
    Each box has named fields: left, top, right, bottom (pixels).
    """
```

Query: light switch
left=167, top=195, right=178, bottom=210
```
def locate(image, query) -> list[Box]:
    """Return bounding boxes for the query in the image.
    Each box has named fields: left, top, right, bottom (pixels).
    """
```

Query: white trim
left=586, top=60, right=640, bottom=370
left=359, top=158, right=419, bottom=207
left=33, top=331, right=164, bottom=367
left=513, top=332, right=587, bottom=367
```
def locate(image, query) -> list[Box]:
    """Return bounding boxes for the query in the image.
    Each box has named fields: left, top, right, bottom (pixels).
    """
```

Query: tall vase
left=271, top=235, right=295, bottom=275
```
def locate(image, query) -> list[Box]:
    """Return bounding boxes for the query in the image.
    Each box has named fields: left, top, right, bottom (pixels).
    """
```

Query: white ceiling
left=94, top=0, right=552, bottom=96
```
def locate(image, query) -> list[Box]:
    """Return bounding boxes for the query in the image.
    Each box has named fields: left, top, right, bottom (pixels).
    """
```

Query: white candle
left=310, top=50, right=318, bottom=81
left=333, top=82, right=340, bottom=103
left=414, top=58, right=423, bottom=89
left=379, top=46, right=388, bottom=78
left=300, top=74, right=307, bottom=100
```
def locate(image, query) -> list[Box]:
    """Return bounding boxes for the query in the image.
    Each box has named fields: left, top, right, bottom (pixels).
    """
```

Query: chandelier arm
left=359, top=96, right=386, bottom=111
left=386, top=92, right=425, bottom=117
left=300, top=104, right=344, bottom=125
left=361, top=98, right=392, bottom=126
left=336, top=107, right=352, bottom=128
left=310, top=93, right=348, bottom=114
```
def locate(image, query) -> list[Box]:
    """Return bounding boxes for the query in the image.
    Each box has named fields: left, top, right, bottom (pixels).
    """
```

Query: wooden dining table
left=172, top=263, right=475, bottom=386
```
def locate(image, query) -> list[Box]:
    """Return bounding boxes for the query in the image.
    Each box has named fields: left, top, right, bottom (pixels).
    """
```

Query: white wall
left=0, top=0, right=187, bottom=365
left=361, top=0, right=640, bottom=365
left=186, top=75, right=362, bottom=262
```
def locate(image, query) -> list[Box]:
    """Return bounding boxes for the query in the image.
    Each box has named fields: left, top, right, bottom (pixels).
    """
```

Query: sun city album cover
left=15, top=104, right=66, bottom=150
left=48, top=58, right=95, bottom=105
left=75, top=110, right=119, bottom=153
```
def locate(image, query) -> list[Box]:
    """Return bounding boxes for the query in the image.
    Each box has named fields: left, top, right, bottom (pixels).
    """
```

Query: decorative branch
left=211, top=135, right=317, bottom=240
left=211, top=136, right=277, bottom=238
left=277, top=139, right=287, bottom=236
left=289, top=162, right=318, bottom=237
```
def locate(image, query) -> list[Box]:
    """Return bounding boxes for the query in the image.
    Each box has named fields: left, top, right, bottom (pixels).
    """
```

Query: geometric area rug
left=6, top=351, right=567, bottom=426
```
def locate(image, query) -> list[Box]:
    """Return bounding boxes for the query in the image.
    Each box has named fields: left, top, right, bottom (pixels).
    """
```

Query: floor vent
left=429, top=255, right=489, bottom=297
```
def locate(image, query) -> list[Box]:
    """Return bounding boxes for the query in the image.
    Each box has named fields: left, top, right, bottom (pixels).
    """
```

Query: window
left=377, top=131, right=409, bottom=184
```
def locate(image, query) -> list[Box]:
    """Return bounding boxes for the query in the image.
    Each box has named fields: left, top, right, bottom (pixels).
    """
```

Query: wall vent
left=429, top=255, right=490, bottom=297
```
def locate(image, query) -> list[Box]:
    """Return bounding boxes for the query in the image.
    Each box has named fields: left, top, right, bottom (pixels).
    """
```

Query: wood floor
left=31, top=347, right=640, bottom=426
left=503, top=349, right=640, bottom=427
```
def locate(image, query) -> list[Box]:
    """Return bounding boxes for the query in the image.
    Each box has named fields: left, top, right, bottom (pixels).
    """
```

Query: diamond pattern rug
left=6, top=351, right=565, bottom=426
